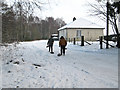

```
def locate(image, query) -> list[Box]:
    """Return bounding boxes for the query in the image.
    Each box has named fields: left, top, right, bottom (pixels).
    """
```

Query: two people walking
left=47, top=36, right=67, bottom=56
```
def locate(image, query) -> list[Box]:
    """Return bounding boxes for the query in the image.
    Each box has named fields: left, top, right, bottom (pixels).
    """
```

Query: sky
left=5, top=0, right=105, bottom=24
left=36, top=0, right=98, bottom=23
left=5, top=0, right=115, bottom=34
left=35, top=0, right=110, bottom=34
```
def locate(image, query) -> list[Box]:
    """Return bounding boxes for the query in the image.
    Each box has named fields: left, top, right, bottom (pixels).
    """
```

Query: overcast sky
left=40, top=0, right=117, bottom=34
left=35, top=0, right=97, bottom=23
left=5, top=0, right=102, bottom=23
left=5, top=0, right=115, bottom=34
left=35, top=0, right=110, bottom=34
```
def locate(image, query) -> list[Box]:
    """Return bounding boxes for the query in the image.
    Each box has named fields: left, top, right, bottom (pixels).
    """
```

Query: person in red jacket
left=59, top=36, right=67, bottom=55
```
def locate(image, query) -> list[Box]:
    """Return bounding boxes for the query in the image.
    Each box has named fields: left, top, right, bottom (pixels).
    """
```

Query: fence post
left=81, top=36, right=84, bottom=46
left=69, top=38, right=70, bottom=42
left=100, top=36, right=103, bottom=49
left=73, top=38, right=76, bottom=45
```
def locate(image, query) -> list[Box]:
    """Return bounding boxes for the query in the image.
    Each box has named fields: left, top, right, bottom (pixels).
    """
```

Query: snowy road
left=1, top=40, right=118, bottom=88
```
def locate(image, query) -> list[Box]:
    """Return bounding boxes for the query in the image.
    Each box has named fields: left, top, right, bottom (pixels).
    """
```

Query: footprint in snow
left=10, top=60, right=13, bottom=62
left=16, top=86, right=19, bottom=88
left=22, top=58, right=24, bottom=62
left=13, top=61, right=20, bottom=65
left=8, top=71, right=11, bottom=73
left=32, top=64, right=41, bottom=68
left=6, top=62, right=9, bottom=64
left=66, top=79, right=68, bottom=81
left=56, top=59, right=59, bottom=61
left=81, top=69, right=89, bottom=74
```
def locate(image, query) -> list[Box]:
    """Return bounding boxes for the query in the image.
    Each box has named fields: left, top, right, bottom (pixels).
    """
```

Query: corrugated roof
left=58, top=18, right=105, bottom=31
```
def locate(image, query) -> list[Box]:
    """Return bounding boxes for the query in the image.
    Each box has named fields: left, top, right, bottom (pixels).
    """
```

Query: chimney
left=73, top=17, right=76, bottom=21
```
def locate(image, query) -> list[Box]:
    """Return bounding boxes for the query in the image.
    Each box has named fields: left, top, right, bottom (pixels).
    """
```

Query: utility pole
left=106, top=0, right=109, bottom=49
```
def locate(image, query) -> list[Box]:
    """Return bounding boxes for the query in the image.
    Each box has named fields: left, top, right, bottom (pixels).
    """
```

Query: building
left=58, top=18, right=105, bottom=41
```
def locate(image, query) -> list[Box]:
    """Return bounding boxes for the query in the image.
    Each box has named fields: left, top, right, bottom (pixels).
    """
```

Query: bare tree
left=2, top=0, right=66, bottom=42
left=88, top=0, right=120, bottom=48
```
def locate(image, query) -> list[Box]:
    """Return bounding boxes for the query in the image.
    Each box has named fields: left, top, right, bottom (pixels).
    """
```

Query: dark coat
left=47, top=38, right=54, bottom=46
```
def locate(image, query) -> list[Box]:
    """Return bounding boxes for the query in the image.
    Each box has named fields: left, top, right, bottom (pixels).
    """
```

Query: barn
left=58, top=18, right=105, bottom=41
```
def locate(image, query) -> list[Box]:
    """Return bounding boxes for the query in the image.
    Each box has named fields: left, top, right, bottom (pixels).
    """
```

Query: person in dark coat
left=47, top=36, right=54, bottom=53
left=59, top=36, right=67, bottom=55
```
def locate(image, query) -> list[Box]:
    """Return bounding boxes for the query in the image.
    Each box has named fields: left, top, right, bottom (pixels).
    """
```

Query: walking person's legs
left=51, top=45, right=53, bottom=52
left=61, top=46, right=63, bottom=55
left=49, top=46, right=50, bottom=52
left=63, top=46, right=65, bottom=55
left=49, top=45, right=51, bottom=52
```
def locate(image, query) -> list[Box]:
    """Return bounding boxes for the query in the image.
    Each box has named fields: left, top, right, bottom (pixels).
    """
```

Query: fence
left=99, top=36, right=115, bottom=49
left=66, top=36, right=84, bottom=46
left=67, top=36, right=116, bottom=49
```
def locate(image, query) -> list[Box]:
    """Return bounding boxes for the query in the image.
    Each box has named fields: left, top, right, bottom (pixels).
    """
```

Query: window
left=76, top=30, right=81, bottom=37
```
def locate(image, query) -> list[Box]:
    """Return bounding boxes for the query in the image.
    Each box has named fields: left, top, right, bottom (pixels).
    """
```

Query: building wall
left=67, top=29, right=76, bottom=39
left=82, top=29, right=103, bottom=41
left=59, top=29, right=67, bottom=39
left=59, top=28, right=104, bottom=41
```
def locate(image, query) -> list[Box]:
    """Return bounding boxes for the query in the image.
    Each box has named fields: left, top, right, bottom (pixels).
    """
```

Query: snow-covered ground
left=0, top=40, right=118, bottom=88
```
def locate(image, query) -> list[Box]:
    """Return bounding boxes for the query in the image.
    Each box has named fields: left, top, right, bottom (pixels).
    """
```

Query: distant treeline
left=2, top=2, right=66, bottom=43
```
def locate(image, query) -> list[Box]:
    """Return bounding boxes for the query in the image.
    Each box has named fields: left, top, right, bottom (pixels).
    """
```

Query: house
left=58, top=18, right=105, bottom=41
